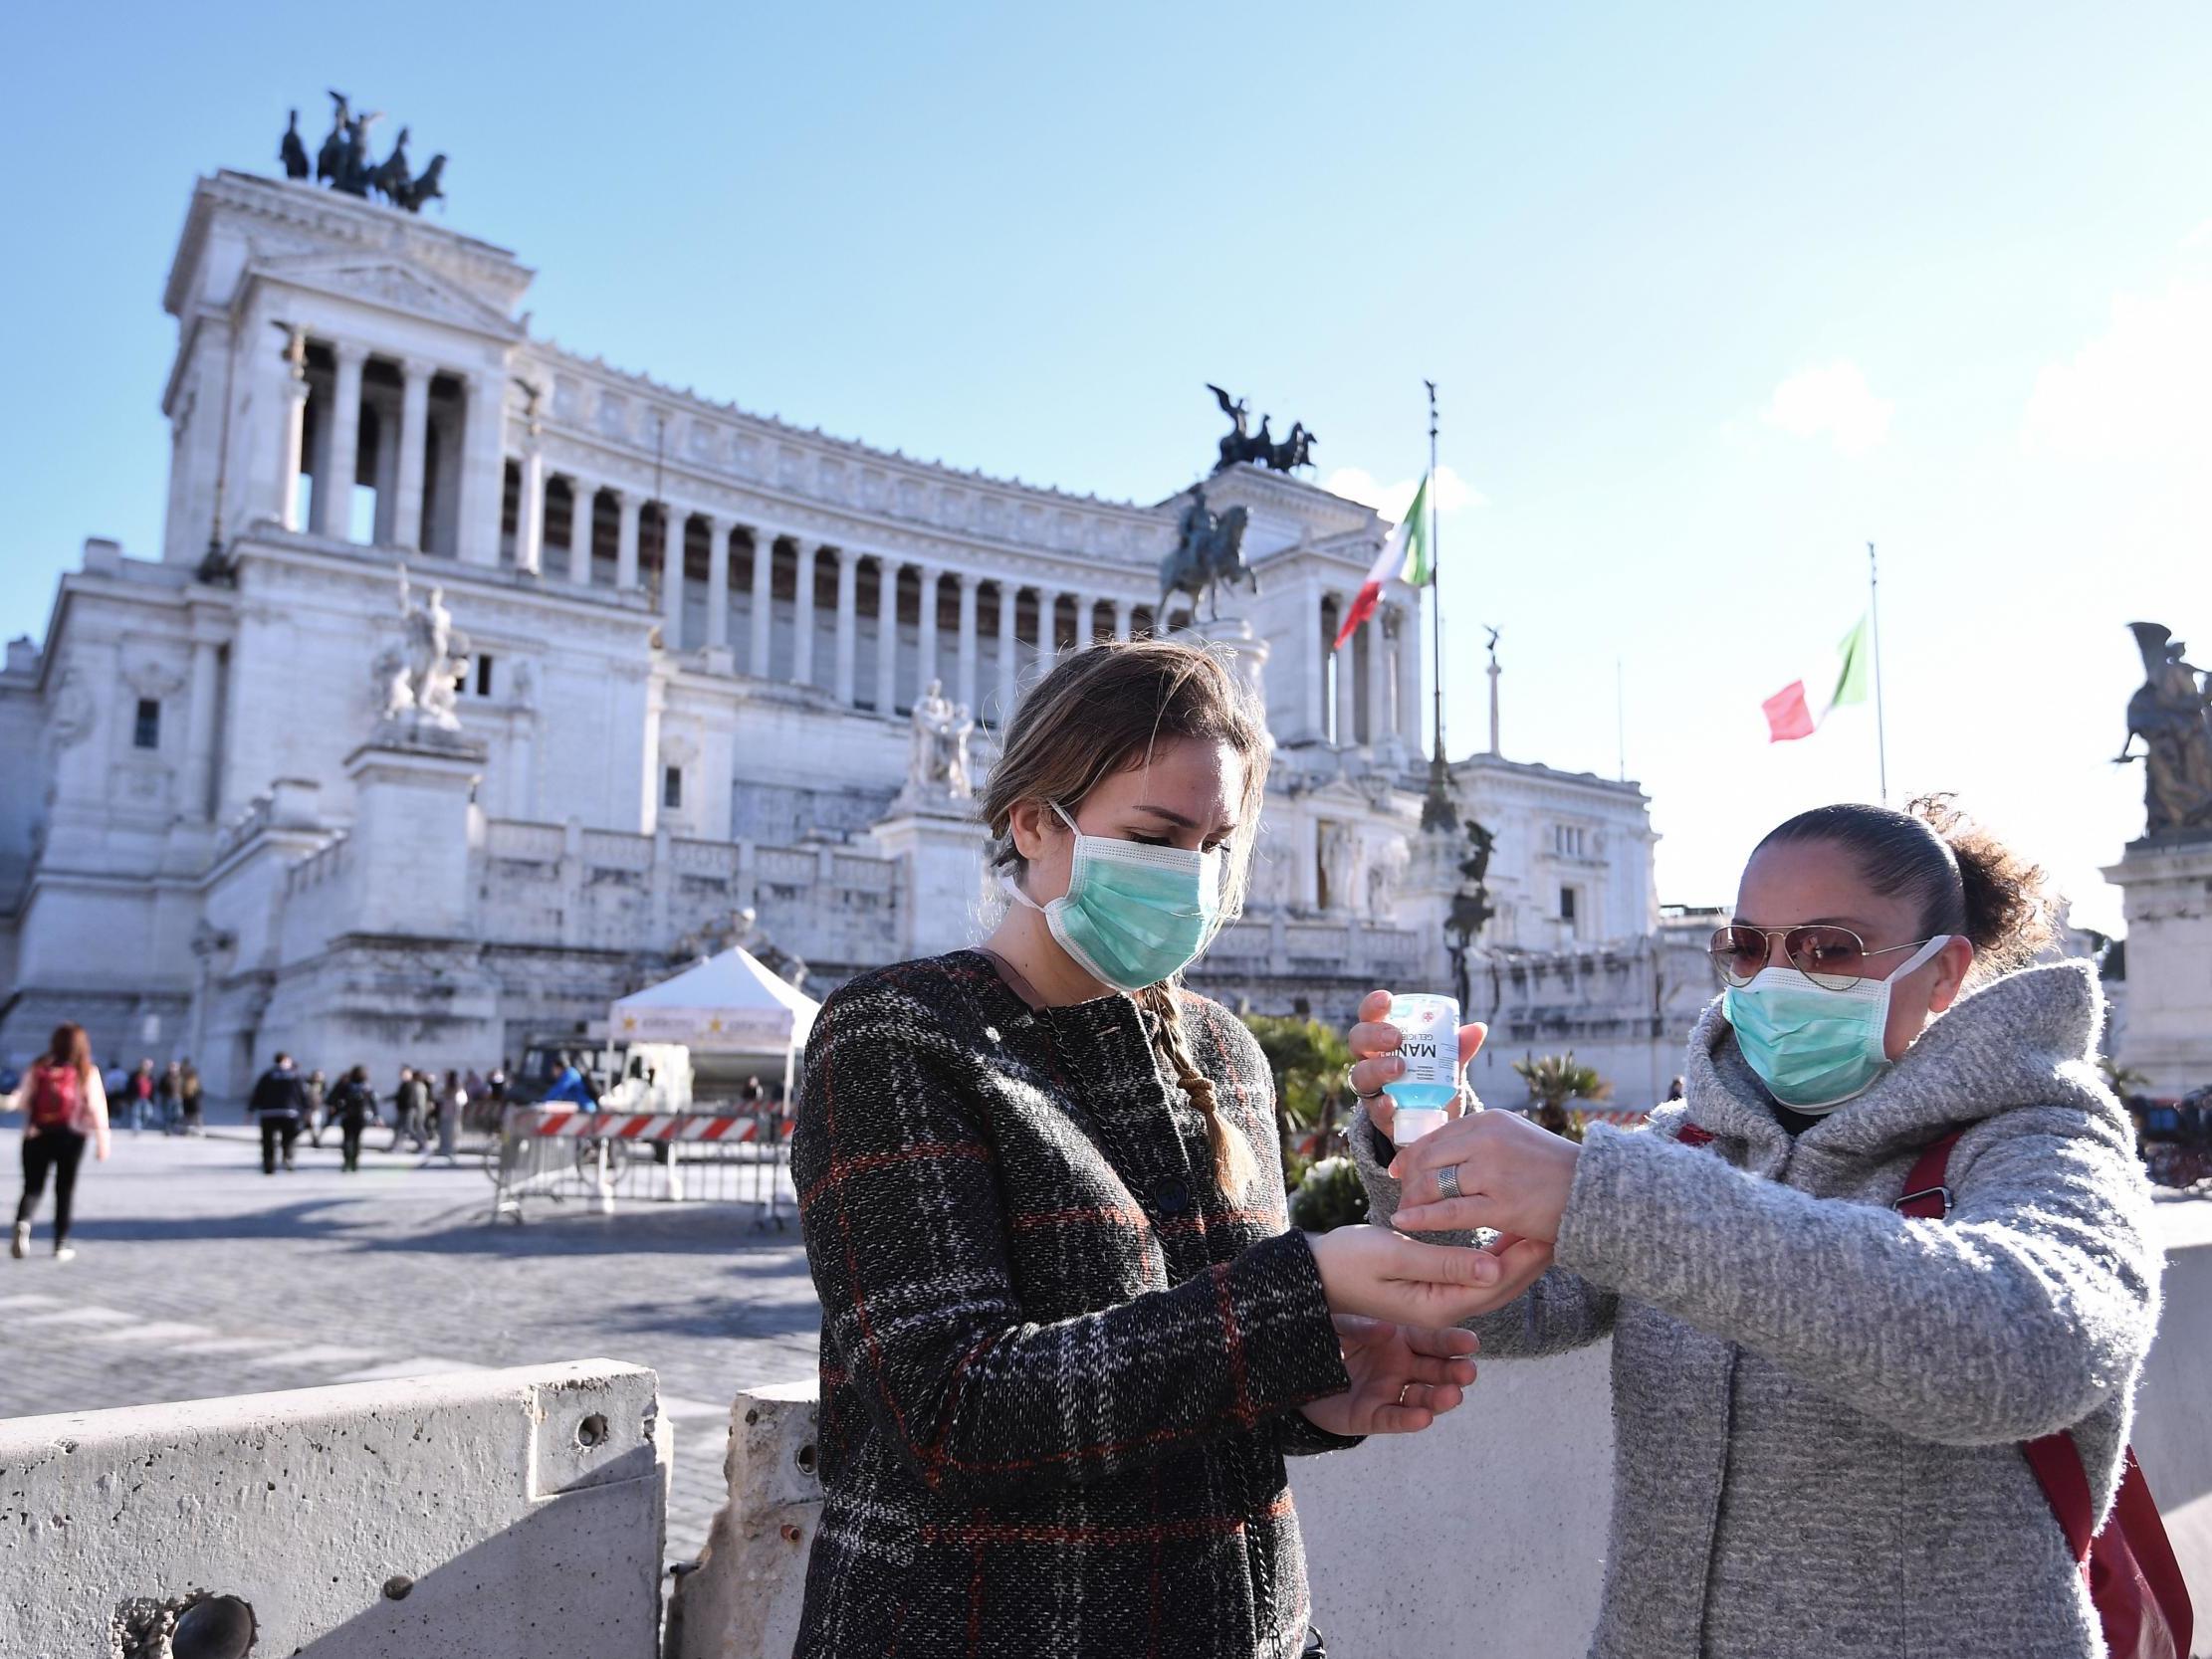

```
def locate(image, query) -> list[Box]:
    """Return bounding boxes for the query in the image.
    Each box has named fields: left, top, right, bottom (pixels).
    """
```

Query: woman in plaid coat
left=793, top=641, right=1517, bottom=1658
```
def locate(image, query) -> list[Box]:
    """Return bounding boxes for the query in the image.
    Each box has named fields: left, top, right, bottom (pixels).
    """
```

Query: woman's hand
left=1308, top=1223, right=1530, bottom=1326
left=1299, top=1315, right=1478, bottom=1437
left=1390, top=1109, right=1581, bottom=1243
left=1346, top=988, right=1489, bottom=1142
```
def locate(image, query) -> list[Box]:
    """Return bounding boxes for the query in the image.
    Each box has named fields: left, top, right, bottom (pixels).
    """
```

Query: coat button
left=1152, top=1175, right=1191, bottom=1216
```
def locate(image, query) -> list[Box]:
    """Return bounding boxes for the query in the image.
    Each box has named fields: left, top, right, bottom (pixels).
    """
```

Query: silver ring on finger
left=1347, top=1064, right=1386, bottom=1103
left=1437, top=1161, right=1463, bottom=1200
left=1397, top=1382, right=1411, bottom=1406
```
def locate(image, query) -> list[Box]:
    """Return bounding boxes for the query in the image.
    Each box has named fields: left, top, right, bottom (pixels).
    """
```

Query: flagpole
left=1421, top=380, right=1456, bottom=830
left=1427, top=380, right=1443, bottom=762
left=1869, top=540, right=1888, bottom=805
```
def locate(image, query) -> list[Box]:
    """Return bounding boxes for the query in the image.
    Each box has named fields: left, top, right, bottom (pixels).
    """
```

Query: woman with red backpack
left=7, top=1023, right=111, bottom=1263
left=1347, top=797, right=2184, bottom=1659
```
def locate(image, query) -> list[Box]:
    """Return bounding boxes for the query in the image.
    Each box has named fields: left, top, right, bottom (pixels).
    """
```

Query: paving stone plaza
left=0, top=1119, right=816, bottom=1564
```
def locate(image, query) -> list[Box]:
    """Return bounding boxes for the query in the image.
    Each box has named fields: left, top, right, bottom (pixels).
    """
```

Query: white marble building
left=0, top=167, right=1690, bottom=1104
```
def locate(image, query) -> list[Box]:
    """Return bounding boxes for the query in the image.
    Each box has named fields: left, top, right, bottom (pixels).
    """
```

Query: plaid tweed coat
left=791, top=949, right=1358, bottom=1659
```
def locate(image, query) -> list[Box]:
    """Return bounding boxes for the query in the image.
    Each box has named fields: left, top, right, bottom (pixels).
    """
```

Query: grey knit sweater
left=1351, top=960, right=2161, bottom=1659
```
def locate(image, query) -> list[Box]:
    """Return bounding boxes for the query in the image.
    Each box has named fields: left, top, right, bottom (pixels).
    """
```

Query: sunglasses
left=1707, top=925, right=1943, bottom=992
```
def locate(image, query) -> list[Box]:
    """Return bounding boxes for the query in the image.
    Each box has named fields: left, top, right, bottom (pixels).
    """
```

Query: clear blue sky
left=6, top=2, right=2208, bottom=933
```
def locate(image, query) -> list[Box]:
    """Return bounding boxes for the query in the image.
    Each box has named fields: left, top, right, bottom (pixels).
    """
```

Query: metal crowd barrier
left=487, top=1104, right=796, bottom=1226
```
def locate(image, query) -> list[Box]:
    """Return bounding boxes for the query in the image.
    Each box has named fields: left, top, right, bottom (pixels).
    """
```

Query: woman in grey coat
left=1347, top=797, right=2162, bottom=1659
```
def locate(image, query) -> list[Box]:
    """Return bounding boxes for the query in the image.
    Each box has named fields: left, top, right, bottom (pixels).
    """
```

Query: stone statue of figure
left=386, top=564, right=471, bottom=730
left=2119, top=621, right=2212, bottom=837
left=1321, top=824, right=1365, bottom=916
left=280, top=109, right=310, bottom=180
left=906, top=679, right=974, bottom=800
left=1366, top=835, right=1410, bottom=921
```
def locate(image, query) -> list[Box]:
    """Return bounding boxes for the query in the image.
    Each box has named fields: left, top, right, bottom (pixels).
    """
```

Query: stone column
left=956, top=572, right=979, bottom=714
left=749, top=529, right=774, bottom=677
left=184, top=637, right=221, bottom=821
left=873, top=556, right=902, bottom=713
left=1303, top=582, right=1327, bottom=742
left=392, top=357, right=432, bottom=552
left=1333, top=594, right=1358, bottom=747
left=1396, top=592, right=1424, bottom=747
left=833, top=548, right=860, bottom=705
left=516, top=438, right=546, bottom=577
left=1075, top=596, right=1097, bottom=653
left=568, top=480, right=595, bottom=585
left=1035, top=588, right=1062, bottom=681
left=1366, top=611, right=1391, bottom=749
left=791, top=541, right=818, bottom=687
left=914, top=567, right=939, bottom=701
left=1114, top=600, right=1132, bottom=642
left=995, top=581, right=1018, bottom=727
left=615, top=492, right=640, bottom=590
left=661, top=508, right=686, bottom=645
left=277, top=329, right=310, bottom=532
left=455, top=368, right=503, bottom=565
left=706, top=516, right=731, bottom=649
left=313, top=342, right=366, bottom=538
left=369, top=386, right=401, bottom=544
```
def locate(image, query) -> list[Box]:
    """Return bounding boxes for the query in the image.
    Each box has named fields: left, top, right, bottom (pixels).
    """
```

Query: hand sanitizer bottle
left=1384, top=992, right=1459, bottom=1147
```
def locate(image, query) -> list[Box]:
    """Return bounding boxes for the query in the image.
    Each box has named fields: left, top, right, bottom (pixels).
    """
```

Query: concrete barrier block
left=665, top=1378, right=819, bottom=1659
left=0, top=1358, right=667, bottom=1659
left=1294, top=1341, right=1614, bottom=1658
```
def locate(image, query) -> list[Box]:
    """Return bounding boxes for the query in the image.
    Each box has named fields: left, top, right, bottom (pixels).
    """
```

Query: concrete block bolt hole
left=576, top=1413, right=609, bottom=1449
left=113, top=1591, right=257, bottom=1659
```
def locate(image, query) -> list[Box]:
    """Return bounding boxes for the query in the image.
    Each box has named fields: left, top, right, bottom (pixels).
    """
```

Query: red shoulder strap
left=1893, top=1131, right=1963, bottom=1219
left=2024, top=1431, right=2098, bottom=1562
left=1676, top=1124, right=1715, bottom=1146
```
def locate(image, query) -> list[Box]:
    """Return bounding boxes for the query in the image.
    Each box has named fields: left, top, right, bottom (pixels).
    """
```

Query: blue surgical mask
left=1002, top=802, right=1222, bottom=992
left=1722, top=934, right=1952, bottom=1113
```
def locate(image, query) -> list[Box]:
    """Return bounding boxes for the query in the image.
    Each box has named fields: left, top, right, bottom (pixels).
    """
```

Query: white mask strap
left=1886, top=934, right=1953, bottom=981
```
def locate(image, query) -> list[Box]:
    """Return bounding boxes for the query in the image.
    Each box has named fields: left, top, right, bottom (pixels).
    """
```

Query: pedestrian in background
left=247, top=1053, right=309, bottom=1174
left=331, top=1066, right=376, bottom=1173
left=303, top=1068, right=329, bottom=1147
left=178, top=1060, right=204, bottom=1136
left=6, top=1023, right=111, bottom=1263
left=123, top=1059, right=156, bottom=1135
left=388, top=1066, right=428, bottom=1152
left=543, top=1053, right=598, bottom=1110
left=430, top=1070, right=467, bottom=1164
left=156, top=1060, right=182, bottom=1135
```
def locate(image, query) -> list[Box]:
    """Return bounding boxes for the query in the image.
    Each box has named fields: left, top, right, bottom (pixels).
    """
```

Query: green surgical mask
left=1723, top=934, right=1952, bottom=1112
left=1002, top=802, right=1222, bottom=991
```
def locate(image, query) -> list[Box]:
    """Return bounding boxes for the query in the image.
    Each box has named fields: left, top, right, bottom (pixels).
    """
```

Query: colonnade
left=268, top=331, right=1417, bottom=747
left=277, top=331, right=497, bottom=560
left=514, top=468, right=1169, bottom=725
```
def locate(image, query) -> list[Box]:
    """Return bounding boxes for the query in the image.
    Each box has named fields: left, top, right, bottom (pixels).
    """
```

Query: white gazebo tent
left=609, top=945, right=821, bottom=1108
left=609, top=948, right=821, bottom=1217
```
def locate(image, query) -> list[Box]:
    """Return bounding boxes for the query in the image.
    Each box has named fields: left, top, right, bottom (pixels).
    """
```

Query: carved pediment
left=254, top=252, right=523, bottom=340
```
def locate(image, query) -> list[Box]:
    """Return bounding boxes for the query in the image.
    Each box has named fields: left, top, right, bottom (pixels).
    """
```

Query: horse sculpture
left=1159, top=492, right=1256, bottom=624
left=1207, top=385, right=1319, bottom=473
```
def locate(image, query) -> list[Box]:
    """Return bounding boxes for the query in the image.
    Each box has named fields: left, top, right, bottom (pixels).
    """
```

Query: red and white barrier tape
left=521, top=1109, right=793, bottom=1142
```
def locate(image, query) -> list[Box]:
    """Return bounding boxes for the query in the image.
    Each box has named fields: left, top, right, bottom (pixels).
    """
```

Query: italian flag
left=1334, top=473, right=1434, bottom=650
left=1763, top=613, right=1873, bottom=741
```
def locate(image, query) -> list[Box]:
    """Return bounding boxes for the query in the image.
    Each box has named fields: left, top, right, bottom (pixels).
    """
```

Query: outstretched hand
left=1390, top=1107, right=1581, bottom=1243
left=1300, top=1315, right=1478, bottom=1437
left=1346, top=988, right=1488, bottom=1143
left=1308, top=1223, right=1532, bottom=1326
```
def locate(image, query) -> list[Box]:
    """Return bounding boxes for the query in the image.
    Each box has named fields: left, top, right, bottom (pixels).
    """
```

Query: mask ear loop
left=1000, top=801, right=1086, bottom=916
